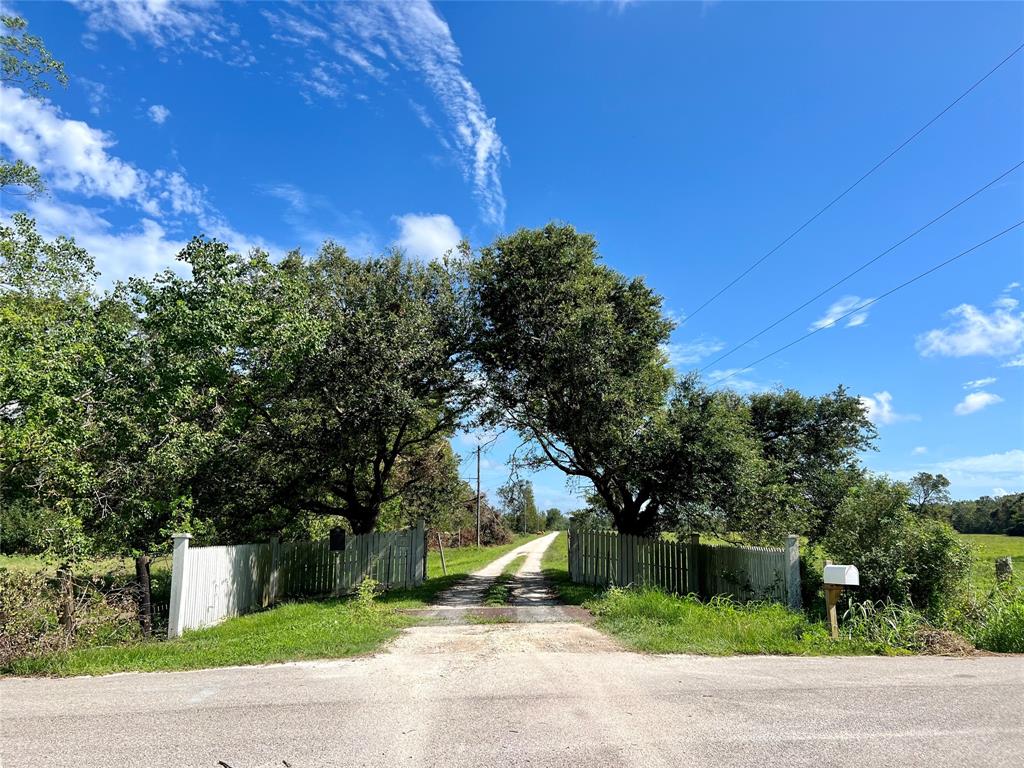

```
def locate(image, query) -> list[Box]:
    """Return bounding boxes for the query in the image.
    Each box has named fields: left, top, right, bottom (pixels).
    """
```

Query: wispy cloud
left=809, top=295, right=872, bottom=331
left=74, top=0, right=256, bottom=66
left=912, top=446, right=928, bottom=456
left=256, top=1, right=508, bottom=226
left=882, top=449, right=1024, bottom=495
left=858, top=391, right=918, bottom=426
left=963, top=377, right=997, bottom=390
left=706, top=368, right=774, bottom=395
left=953, top=391, right=1003, bottom=416
left=662, top=338, right=725, bottom=367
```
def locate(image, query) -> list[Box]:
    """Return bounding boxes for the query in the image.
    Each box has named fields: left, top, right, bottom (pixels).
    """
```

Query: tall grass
left=586, top=587, right=881, bottom=656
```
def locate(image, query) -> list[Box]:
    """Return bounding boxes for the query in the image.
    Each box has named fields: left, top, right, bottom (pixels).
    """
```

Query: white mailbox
left=823, top=564, right=859, bottom=587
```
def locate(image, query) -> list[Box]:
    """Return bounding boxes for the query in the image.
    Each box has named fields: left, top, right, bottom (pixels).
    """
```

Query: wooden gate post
left=168, top=533, right=192, bottom=639
left=785, top=534, right=802, bottom=610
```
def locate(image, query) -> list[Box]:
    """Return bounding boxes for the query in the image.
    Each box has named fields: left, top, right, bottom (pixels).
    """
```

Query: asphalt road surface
left=2, top=534, right=1021, bottom=768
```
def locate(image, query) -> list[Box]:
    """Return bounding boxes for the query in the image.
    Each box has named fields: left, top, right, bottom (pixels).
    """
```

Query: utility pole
left=476, top=445, right=482, bottom=547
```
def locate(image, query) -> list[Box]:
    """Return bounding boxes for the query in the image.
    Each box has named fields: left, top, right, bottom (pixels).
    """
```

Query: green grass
left=587, top=588, right=884, bottom=656
left=380, top=534, right=539, bottom=608
left=540, top=531, right=603, bottom=605
left=482, top=555, right=526, bottom=605
left=0, top=553, right=172, bottom=577
left=4, top=597, right=412, bottom=677
left=958, top=534, right=1024, bottom=592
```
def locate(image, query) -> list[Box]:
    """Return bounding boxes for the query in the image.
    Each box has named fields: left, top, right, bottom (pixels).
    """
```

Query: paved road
left=3, top=534, right=1022, bottom=768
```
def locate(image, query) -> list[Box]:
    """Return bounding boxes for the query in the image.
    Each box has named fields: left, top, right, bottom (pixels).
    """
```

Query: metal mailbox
left=823, top=564, right=859, bottom=587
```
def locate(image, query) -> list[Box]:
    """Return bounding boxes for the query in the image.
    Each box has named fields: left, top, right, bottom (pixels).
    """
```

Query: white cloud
left=917, top=294, right=1024, bottom=358
left=992, top=487, right=1008, bottom=497
left=662, top=338, right=725, bottom=367
left=858, top=391, right=918, bottom=426
left=393, top=213, right=461, bottom=260
left=953, top=391, right=1004, bottom=416
left=147, top=104, right=170, bottom=124
left=963, top=377, right=997, bottom=390
left=912, top=446, right=928, bottom=456
left=1, top=84, right=275, bottom=282
left=25, top=197, right=187, bottom=284
left=1002, top=355, right=1024, bottom=368
left=809, top=296, right=872, bottom=331
left=0, top=85, right=148, bottom=203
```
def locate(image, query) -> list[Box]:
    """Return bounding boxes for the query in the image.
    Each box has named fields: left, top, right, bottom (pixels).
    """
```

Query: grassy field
left=958, top=534, right=1024, bottom=592
left=0, top=553, right=172, bottom=576
left=5, top=597, right=411, bottom=677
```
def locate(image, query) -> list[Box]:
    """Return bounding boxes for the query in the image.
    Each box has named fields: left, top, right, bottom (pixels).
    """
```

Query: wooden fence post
left=268, top=536, right=280, bottom=606
left=416, top=518, right=426, bottom=584
left=785, top=534, right=801, bottom=610
left=168, top=533, right=192, bottom=639
left=134, top=554, right=153, bottom=638
left=686, top=533, right=700, bottom=596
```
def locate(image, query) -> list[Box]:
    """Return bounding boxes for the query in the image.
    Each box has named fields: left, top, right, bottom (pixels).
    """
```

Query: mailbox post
left=823, top=562, right=859, bottom=639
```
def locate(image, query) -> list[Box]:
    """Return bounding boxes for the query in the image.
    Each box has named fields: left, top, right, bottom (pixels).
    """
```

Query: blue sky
left=1, top=1, right=1022, bottom=509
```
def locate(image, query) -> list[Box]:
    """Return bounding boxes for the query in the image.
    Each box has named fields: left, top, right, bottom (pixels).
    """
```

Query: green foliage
left=951, top=493, right=1024, bottom=536
left=966, top=585, right=1024, bottom=653
left=822, top=476, right=971, bottom=611
left=0, top=15, right=68, bottom=95
left=1, top=15, right=68, bottom=199
left=499, top=478, right=543, bottom=533
left=544, top=507, right=568, bottom=530
left=586, top=587, right=875, bottom=655
left=909, top=472, right=952, bottom=521
left=470, top=223, right=674, bottom=535
left=840, top=599, right=929, bottom=652
left=746, top=386, right=875, bottom=541
left=0, top=568, right=142, bottom=668
left=469, top=224, right=873, bottom=539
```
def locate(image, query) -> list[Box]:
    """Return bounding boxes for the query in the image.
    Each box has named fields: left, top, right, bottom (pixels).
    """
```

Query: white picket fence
left=568, top=528, right=801, bottom=609
left=168, top=520, right=426, bottom=637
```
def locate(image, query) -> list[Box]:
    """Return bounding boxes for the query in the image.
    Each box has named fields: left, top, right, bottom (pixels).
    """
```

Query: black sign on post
left=329, top=528, right=347, bottom=552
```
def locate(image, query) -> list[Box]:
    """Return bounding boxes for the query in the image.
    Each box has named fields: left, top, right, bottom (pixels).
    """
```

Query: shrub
left=965, top=585, right=1024, bottom=653
left=0, top=568, right=141, bottom=668
left=841, top=599, right=927, bottom=651
left=822, top=476, right=970, bottom=611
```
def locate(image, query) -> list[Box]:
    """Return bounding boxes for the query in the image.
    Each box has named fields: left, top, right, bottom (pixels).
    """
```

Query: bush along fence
left=168, top=520, right=426, bottom=637
left=568, top=528, right=801, bottom=609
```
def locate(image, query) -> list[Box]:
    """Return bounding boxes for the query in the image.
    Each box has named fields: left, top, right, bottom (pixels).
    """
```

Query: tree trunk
left=135, top=554, right=153, bottom=638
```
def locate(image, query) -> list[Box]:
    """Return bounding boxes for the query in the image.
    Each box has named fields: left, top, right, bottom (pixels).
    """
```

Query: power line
left=708, top=219, right=1024, bottom=385
left=681, top=41, right=1024, bottom=325
left=700, top=159, right=1024, bottom=372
